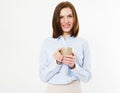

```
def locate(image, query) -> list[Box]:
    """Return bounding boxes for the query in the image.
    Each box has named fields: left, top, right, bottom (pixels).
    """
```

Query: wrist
left=56, top=60, right=62, bottom=65
left=70, top=64, right=75, bottom=69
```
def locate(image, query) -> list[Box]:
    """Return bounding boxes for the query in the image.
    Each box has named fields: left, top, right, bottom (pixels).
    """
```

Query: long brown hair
left=52, top=1, right=79, bottom=38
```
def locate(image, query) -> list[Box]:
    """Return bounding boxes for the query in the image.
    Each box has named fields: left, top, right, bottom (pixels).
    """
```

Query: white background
left=0, top=0, right=120, bottom=93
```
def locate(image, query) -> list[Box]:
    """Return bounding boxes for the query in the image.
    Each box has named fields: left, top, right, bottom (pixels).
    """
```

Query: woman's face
left=59, top=7, right=73, bottom=35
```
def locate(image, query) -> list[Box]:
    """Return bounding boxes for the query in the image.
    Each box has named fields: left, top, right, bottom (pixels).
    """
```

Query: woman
left=39, top=1, right=92, bottom=93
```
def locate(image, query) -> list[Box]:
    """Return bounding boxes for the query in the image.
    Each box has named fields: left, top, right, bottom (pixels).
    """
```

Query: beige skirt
left=45, top=81, right=82, bottom=93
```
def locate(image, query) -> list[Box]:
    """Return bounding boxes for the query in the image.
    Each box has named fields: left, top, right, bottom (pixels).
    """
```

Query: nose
left=64, top=17, right=69, bottom=23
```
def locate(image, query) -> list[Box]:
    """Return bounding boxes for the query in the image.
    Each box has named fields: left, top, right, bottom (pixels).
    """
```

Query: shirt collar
left=57, top=35, right=74, bottom=40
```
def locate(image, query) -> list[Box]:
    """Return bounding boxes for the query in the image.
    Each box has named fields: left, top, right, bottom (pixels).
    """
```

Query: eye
left=68, top=15, right=73, bottom=17
left=59, top=16, right=64, bottom=19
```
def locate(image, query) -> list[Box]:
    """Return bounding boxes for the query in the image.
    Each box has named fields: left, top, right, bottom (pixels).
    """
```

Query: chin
left=63, top=29, right=71, bottom=32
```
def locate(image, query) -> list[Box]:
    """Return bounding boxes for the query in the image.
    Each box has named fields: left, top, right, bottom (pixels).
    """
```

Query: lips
left=62, top=24, right=71, bottom=28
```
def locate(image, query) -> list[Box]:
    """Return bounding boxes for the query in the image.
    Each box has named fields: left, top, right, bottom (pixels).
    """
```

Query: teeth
left=63, top=25, right=70, bottom=28
left=64, top=26, right=69, bottom=28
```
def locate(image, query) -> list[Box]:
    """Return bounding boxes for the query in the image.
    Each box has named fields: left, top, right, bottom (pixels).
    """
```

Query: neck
left=62, top=33, right=70, bottom=40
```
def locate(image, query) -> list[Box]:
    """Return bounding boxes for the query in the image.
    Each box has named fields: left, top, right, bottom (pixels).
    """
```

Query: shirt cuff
left=70, top=63, right=82, bottom=74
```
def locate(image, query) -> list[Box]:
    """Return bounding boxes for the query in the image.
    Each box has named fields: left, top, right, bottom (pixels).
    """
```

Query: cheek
left=70, top=19, right=74, bottom=24
left=70, top=21, right=73, bottom=27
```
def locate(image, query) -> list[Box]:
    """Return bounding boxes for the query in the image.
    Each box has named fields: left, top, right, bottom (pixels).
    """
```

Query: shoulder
left=42, top=37, right=52, bottom=42
left=75, top=37, right=90, bottom=53
left=41, top=37, right=57, bottom=45
left=44, top=37, right=57, bottom=42
left=75, top=37, right=89, bottom=45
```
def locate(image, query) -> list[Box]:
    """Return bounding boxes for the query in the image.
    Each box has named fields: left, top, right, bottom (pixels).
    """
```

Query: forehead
left=60, top=7, right=72, bottom=16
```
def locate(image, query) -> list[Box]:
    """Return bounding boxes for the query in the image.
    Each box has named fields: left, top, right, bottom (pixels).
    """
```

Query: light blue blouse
left=39, top=35, right=92, bottom=84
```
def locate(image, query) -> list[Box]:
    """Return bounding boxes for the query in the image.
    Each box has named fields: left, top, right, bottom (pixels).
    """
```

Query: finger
left=62, top=61, right=69, bottom=65
left=64, top=54, right=75, bottom=58
left=64, top=55, right=72, bottom=57
left=56, top=50, right=62, bottom=56
left=63, top=58, right=75, bottom=64
left=58, top=55, right=63, bottom=61
left=63, top=58, right=75, bottom=63
left=59, top=56, right=63, bottom=61
left=56, top=53, right=63, bottom=61
left=54, top=52, right=60, bottom=60
left=64, top=56, right=75, bottom=60
left=63, top=61, right=73, bottom=66
left=56, top=54, right=60, bottom=60
left=63, top=58, right=73, bottom=62
left=63, top=60, right=74, bottom=66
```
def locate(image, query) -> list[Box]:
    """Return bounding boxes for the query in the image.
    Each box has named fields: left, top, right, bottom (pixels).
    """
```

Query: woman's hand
left=62, top=53, right=76, bottom=69
left=53, top=48, right=63, bottom=64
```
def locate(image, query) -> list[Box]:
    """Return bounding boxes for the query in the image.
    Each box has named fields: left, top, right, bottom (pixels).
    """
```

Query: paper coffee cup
left=61, top=47, right=72, bottom=56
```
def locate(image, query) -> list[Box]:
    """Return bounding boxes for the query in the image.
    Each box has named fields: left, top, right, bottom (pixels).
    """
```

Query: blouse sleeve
left=71, top=40, right=92, bottom=83
left=39, top=39, right=62, bottom=82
